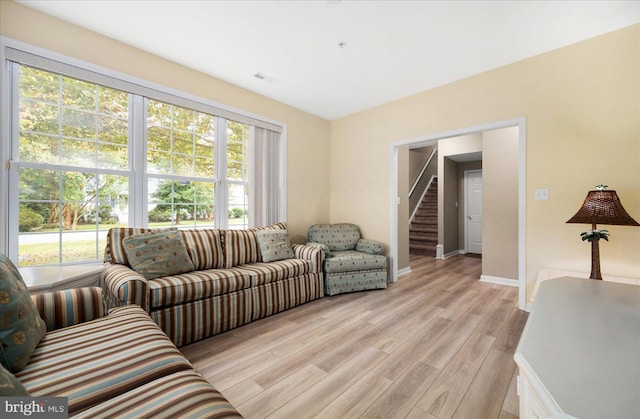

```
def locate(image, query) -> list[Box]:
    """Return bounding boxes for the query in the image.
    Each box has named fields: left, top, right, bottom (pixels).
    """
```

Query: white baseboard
left=397, top=267, right=412, bottom=277
left=480, top=275, right=519, bottom=287
left=435, top=245, right=444, bottom=259
left=443, top=249, right=465, bottom=259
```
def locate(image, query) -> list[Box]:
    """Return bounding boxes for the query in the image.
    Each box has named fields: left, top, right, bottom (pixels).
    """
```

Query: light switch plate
left=534, top=189, right=549, bottom=201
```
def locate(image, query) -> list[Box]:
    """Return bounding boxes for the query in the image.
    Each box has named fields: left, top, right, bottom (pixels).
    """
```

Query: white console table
left=515, top=277, right=640, bottom=418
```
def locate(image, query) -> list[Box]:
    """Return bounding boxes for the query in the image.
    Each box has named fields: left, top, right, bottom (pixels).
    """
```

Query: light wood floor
left=181, top=254, right=528, bottom=419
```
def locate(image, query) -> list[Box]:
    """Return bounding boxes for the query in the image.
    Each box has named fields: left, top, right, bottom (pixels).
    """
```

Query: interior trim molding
left=480, top=275, right=519, bottom=287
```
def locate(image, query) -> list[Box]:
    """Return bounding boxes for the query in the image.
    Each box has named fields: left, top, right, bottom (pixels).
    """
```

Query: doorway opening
left=389, top=117, right=526, bottom=310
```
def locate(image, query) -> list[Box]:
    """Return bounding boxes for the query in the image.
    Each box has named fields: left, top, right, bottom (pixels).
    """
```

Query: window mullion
left=6, top=62, right=21, bottom=260
left=131, top=94, right=146, bottom=227
left=215, top=117, right=227, bottom=229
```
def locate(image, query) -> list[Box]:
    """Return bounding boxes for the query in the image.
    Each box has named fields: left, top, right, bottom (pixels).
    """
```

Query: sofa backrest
left=179, top=229, right=224, bottom=270
left=308, top=223, right=361, bottom=251
left=105, top=222, right=288, bottom=270
left=104, top=227, right=153, bottom=266
left=222, top=222, right=287, bottom=268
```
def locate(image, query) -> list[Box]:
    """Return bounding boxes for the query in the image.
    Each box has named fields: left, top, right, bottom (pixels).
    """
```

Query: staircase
left=410, top=177, right=438, bottom=256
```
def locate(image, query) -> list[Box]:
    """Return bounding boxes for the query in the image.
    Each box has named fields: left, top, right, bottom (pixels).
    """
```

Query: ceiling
left=17, top=0, right=640, bottom=120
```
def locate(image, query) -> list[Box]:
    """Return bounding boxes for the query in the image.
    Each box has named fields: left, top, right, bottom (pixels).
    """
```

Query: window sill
left=20, top=264, right=104, bottom=293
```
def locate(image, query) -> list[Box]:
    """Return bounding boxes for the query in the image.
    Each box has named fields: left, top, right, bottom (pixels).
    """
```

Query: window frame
left=0, top=37, right=287, bottom=266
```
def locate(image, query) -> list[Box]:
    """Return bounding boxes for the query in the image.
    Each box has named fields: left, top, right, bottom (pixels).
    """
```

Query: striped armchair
left=102, top=223, right=325, bottom=347
left=13, top=286, right=240, bottom=417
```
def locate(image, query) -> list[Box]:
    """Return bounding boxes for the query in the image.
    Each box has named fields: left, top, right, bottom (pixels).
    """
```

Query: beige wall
left=331, top=24, right=639, bottom=299
left=482, top=127, right=519, bottom=280
left=0, top=1, right=331, bottom=244
left=409, top=146, right=435, bottom=185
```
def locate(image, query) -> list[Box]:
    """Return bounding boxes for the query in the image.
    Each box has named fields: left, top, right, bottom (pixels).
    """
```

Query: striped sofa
left=17, top=287, right=240, bottom=418
left=103, top=223, right=325, bottom=347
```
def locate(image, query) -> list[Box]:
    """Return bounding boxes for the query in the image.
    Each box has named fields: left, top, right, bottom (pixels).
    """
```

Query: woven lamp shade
left=567, top=190, right=640, bottom=226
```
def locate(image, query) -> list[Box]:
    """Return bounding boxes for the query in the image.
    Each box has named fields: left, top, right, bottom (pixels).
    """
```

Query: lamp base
left=590, top=238, right=602, bottom=280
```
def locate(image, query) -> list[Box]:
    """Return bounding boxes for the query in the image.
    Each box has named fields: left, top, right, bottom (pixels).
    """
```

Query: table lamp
left=566, top=185, right=639, bottom=280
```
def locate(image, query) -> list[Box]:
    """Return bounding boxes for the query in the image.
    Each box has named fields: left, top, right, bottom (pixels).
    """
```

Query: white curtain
left=250, top=126, right=285, bottom=227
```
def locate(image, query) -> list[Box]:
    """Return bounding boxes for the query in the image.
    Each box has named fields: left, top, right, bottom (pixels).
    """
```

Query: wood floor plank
left=207, top=350, right=282, bottom=391
left=492, top=306, right=529, bottom=354
left=266, top=347, right=388, bottom=419
left=452, top=349, right=516, bottom=419
left=419, top=311, right=483, bottom=369
left=416, top=332, right=495, bottom=418
left=180, top=254, right=527, bottom=419
left=237, top=364, right=326, bottom=418
left=314, top=371, right=393, bottom=419
left=360, top=361, right=440, bottom=419
left=501, top=366, right=520, bottom=416
left=219, top=379, right=263, bottom=407
left=406, top=406, right=440, bottom=419
left=373, top=316, right=452, bottom=381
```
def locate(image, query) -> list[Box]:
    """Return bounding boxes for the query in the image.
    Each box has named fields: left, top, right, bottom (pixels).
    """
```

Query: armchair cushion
left=0, top=255, right=46, bottom=373
left=355, top=239, right=384, bottom=255
left=324, top=250, right=388, bottom=273
left=31, top=287, right=107, bottom=332
left=123, top=229, right=194, bottom=280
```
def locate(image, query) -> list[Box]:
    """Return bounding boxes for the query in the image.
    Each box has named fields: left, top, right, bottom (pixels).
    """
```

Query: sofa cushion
left=123, top=229, right=195, bottom=280
left=15, top=305, right=193, bottom=415
left=222, top=223, right=287, bottom=268
left=147, top=268, right=251, bottom=310
left=104, top=227, right=153, bottom=266
left=237, top=259, right=313, bottom=286
left=0, top=363, right=30, bottom=396
left=180, top=229, right=225, bottom=271
left=0, top=255, right=47, bottom=373
left=324, top=250, right=387, bottom=273
left=72, top=369, right=241, bottom=418
left=256, top=229, right=295, bottom=262
left=308, top=223, right=361, bottom=251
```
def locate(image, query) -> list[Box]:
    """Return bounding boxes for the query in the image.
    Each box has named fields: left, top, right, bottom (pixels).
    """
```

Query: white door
left=466, top=170, right=483, bottom=254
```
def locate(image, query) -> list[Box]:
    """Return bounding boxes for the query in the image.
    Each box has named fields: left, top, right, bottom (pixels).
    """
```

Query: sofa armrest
left=102, top=263, right=149, bottom=312
left=30, top=287, right=107, bottom=332
left=356, top=239, right=385, bottom=255
left=292, top=243, right=325, bottom=274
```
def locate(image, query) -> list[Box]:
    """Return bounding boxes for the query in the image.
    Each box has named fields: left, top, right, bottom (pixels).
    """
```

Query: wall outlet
left=534, top=189, right=549, bottom=201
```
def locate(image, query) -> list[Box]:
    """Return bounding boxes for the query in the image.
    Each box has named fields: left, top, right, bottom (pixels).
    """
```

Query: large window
left=3, top=47, right=284, bottom=267
left=16, top=67, right=130, bottom=266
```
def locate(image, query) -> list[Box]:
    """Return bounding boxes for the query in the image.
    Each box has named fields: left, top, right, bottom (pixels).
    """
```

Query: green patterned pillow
left=122, top=230, right=195, bottom=280
left=0, top=255, right=47, bottom=373
left=256, top=230, right=295, bottom=262
left=0, top=363, right=29, bottom=396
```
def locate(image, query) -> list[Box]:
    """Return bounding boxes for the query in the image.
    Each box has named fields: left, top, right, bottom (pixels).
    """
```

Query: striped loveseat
left=14, top=287, right=240, bottom=418
left=103, top=223, right=325, bottom=347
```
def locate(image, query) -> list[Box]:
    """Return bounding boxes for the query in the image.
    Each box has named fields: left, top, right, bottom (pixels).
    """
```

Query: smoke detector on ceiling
left=253, top=72, right=277, bottom=84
